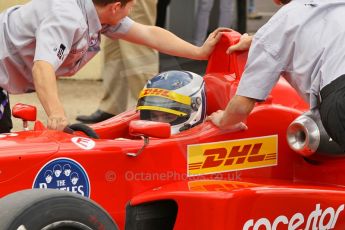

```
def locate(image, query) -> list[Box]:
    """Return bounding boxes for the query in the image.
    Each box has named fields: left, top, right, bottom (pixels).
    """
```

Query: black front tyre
left=0, top=189, right=118, bottom=230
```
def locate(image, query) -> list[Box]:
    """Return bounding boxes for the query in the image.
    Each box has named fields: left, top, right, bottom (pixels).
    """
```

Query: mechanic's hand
left=199, top=27, right=232, bottom=60
left=207, top=110, right=248, bottom=132
left=226, top=33, right=252, bottom=54
left=47, top=115, right=69, bottom=131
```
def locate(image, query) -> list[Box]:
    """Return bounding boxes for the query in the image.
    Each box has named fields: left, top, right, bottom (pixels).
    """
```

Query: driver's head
left=136, top=71, right=207, bottom=134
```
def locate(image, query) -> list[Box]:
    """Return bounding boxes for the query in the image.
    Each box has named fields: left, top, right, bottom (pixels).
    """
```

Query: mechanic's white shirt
left=236, top=0, right=345, bottom=109
left=0, top=0, right=133, bottom=94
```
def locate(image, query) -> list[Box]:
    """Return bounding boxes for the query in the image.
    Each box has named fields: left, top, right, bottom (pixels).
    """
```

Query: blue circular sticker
left=33, top=158, right=90, bottom=197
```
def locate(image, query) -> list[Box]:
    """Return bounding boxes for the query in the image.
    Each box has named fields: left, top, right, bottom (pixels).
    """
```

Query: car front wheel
left=0, top=189, right=118, bottom=230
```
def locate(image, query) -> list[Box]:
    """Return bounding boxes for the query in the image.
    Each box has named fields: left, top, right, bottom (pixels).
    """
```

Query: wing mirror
left=127, top=120, right=171, bottom=157
left=12, top=103, right=37, bottom=131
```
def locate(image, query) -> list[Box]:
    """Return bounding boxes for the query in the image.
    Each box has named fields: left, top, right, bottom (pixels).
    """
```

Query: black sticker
left=57, top=44, right=66, bottom=60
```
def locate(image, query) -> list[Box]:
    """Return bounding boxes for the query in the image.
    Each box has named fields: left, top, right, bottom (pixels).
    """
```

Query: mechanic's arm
left=208, top=95, right=256, bottom=131
left=32, top=60, right=68, bottom=130
left=227, top=33, right=253, bottom=54
left=122, top=22, right=230, bottom=60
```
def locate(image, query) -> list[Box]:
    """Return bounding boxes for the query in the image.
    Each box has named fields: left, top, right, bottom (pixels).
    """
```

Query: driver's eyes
left=150, top=114, right=158, bottom=120
left=165, top=115, right=177, bottom=120
left=150, top=114, right=174, bottom=122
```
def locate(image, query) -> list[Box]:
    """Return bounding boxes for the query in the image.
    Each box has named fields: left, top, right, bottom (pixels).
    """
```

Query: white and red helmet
left=137, top=71, right=207, bottom=134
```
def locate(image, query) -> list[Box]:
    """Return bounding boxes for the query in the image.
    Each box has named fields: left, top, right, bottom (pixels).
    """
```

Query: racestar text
left=243, top=204, right=344, bottom=230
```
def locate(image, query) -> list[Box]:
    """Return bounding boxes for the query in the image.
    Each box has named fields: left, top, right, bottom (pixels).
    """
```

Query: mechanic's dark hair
left=281, top=0, right=292, bottom=4
left=92, top=0, right=132, bottom=7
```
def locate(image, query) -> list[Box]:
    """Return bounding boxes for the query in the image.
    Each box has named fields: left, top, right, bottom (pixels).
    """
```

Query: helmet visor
left=137, top=88, right=192, bottom=117
left=137, top=96, right=191, bottom=117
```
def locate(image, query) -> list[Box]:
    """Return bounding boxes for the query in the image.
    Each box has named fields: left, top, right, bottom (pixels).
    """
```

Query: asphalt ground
left=10, top=0, right=280, bottom=131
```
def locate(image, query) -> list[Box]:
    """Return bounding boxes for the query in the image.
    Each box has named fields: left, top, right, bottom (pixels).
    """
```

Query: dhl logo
left=188, top=180, right=257, bottom=192
left=141, top=88, right=170, bottom=98
left=187, top=135, right=278, bottom=176
left=139, top=88, right=191, bottom=105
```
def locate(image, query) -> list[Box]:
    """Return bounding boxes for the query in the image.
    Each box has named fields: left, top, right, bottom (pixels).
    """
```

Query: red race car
left=0, top=31, right=344, bottom=230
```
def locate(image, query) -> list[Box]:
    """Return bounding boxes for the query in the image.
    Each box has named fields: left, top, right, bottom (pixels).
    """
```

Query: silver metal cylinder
left=287, top=111, right=343, bottom=156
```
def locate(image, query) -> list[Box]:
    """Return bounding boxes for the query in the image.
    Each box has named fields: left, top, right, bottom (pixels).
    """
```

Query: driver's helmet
left=136, top=70, right=207, bottom=134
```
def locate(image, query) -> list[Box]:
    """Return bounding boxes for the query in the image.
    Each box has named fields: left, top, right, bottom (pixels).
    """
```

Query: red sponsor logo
left=189, top=143, right=276, bottom=171
left=143, top=88, right=170, bottom=97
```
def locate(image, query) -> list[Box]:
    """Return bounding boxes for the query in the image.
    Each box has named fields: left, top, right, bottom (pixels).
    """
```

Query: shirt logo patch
left=57, top=44, right=66, bottom=60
